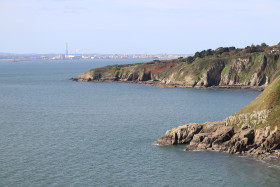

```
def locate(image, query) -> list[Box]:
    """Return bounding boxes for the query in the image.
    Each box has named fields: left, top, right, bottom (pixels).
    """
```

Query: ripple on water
left=0, top=60, right=279, bottom=186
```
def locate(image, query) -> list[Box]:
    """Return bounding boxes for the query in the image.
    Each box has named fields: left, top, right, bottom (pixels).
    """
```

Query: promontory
left=71, top=43, right=280, bottom=159
left=156, top=74, right=280, bottom=159
left=71, top=43, right=280, bottom=91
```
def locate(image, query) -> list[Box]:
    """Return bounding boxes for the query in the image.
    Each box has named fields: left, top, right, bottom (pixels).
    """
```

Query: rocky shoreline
left=156, top=116, right=280, bottom=159
left=69, top=53, right=280, bottom=91
left=71, top=59, right=280, bottom=160
left=155, top=75, right=280, bottom=160
left=71, top=76, right=279, bottom=159
left=70, top=78, right=266, bottom=91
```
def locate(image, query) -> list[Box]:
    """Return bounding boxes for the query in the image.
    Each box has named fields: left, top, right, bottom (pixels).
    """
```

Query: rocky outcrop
left=219, top=56, right=269, bottom=87
left=156, top=122, right=280, bottom=159
left=156, top=123, right=204, bottom=145
left=156, top=105, right=280, bottom=159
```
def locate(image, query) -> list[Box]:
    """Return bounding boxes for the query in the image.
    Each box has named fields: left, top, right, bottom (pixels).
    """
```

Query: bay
left=0, top=59, right=279, bottom=187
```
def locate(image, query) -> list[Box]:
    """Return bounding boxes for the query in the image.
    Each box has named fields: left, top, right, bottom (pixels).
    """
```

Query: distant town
left=0, top=52, right=189, bottom=62
left=0, top=43, right=190, bottom=61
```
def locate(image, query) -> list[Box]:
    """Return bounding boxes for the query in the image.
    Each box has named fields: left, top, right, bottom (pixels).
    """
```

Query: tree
left=186, top=56, right=194, bottom=64
left=229, top=46, right=236, bottom=51
left=261, top=42, right=268, bottom=48
left=206, top=49, right=213, bottom=56
left=200, top=50, right=206, bottom=58
left=194, top=52, right=201, bottom=58
left=258, top=43, right=268, bottom=52
left=250, top=44, right=258, bottom=53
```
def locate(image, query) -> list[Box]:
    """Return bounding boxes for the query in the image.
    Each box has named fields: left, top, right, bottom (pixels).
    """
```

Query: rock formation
left=70, top=49, right=280, bottom=159
left=157, top=76, right=280, bottom=159
left=71, top=53, right=280, bottom=90
left=156, top=122, right=280, bottom=159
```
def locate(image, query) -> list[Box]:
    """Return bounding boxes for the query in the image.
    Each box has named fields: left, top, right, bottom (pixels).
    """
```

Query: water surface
left=0, top=59, right=279, bottom=186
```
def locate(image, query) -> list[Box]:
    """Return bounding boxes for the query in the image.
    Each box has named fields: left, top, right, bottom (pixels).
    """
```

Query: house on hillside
left=271, top=48, right=280, bottom=53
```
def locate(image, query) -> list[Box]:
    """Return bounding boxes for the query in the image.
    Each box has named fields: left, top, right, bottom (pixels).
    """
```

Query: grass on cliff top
left=236, top=75, right=280, bottom=128
left=83, top=51, right=279, bottom=79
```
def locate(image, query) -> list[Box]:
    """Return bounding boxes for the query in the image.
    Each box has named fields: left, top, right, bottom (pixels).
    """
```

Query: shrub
left=186, top=56, right=194, bottom=64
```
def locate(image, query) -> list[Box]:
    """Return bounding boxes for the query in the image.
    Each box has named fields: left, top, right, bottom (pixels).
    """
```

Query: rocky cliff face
left=73, top=53, right=280, bottom=90
left=156, top=121, right=280, bottom=159
left=72, top=53, right=280, bottom=159
left=219, top=56, right=269, bottom=87
left=157, top=75, right=280, bottom=159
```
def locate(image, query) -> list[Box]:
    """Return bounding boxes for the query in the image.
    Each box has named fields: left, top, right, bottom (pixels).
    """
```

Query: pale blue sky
left=1, top=0, right=280, bottom=54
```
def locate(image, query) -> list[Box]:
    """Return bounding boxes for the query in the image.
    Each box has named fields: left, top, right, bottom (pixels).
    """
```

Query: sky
left=0, top=0, right=280, bottom=54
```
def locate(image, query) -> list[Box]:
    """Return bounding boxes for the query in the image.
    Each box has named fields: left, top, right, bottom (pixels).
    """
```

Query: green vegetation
left=78, top=42, right=280, bottom=129
left=221, top=64, right=231, bottom=75
left=237, top=75, right=280, bottom=128
left=80, top=42, right=280, bottom=88
left=186, top=42, right=279, bottom=64
left=82, top=49, right=280, bottom=88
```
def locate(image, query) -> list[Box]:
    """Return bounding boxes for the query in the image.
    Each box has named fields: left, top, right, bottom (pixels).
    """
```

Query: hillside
left=235, top=75, right=280, bottom=129
left=156, top=75, right=280, bottom=158
left=73, top=47, right=280, bottom=90
left=72, top=44, right=280, bottom=158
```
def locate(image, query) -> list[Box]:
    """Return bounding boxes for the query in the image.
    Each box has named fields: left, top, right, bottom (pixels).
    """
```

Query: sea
left=0, top=59, right=280, bottom=187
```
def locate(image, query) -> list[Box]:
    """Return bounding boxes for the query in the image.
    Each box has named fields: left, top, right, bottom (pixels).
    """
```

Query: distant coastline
left=0, top=53, right=189, bottom=62
left=72, top=43, right=280, bottom=160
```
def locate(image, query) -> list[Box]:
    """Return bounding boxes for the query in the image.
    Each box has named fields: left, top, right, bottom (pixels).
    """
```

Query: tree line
left=186, top=42, right=280, bottom=64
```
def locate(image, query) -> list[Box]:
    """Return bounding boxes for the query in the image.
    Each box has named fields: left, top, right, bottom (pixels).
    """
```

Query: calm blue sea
left=0, top=59, right=280, bottom=187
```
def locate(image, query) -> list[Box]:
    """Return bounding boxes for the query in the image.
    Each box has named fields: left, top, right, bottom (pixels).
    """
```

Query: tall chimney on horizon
left=65, top=43, right=69, bottom=59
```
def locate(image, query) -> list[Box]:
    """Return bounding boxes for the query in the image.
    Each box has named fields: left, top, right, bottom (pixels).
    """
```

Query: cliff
left=71, top=46, right=280, bottom=158
left=156, top=76, right=280, bottom=159
left=73, top=52, right=280, bottom=90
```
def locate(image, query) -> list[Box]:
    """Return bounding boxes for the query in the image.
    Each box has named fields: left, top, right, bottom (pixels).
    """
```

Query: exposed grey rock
left=156, top=120, right=280, bottom=159
left=225, top=110, right=271, bottom=128
left=73, top=56, right=271, bottom=90
left=156, top=123, right=203, bottom=145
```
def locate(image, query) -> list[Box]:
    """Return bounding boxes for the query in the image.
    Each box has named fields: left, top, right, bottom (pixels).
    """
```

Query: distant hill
left=74, top=43, right=280, bottom=90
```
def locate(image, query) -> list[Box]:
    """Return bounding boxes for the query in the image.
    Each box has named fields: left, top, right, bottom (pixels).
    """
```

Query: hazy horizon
left=1, top=0, right=280, bottom=54
left=0, top=51, right=191, bottom=55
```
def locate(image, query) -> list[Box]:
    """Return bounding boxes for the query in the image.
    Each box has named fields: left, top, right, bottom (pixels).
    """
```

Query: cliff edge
left=156, top=76, right=280, bottom=159
left=72, top=52, right=280, bottom=90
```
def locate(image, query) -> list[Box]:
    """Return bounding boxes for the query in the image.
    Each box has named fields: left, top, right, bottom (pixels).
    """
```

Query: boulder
left=156, top=123, right=203, bottom=145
